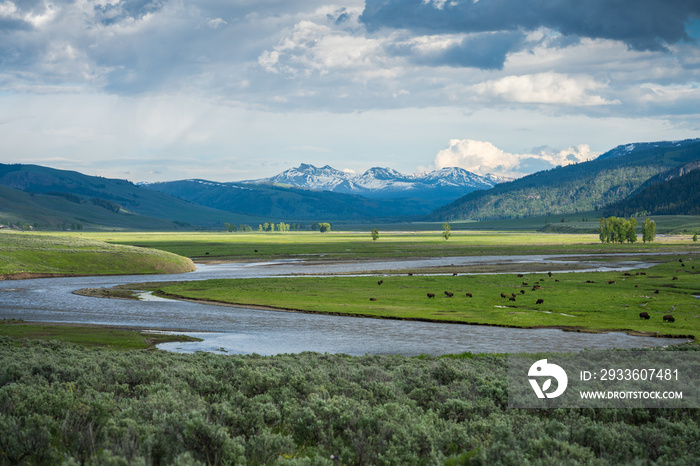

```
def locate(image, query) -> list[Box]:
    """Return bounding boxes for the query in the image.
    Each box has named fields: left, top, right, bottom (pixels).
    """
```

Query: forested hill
left=428, top=139, right=700, bottom=221
left=604, top=166, right=700, bottom=216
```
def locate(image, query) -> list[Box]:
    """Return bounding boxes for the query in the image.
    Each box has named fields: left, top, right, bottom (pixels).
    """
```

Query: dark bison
left=408, top=273, right=413, bottom=276
left=427, top=293, right=435, bottom=298
left=522, top=282, right=528, bottom=286
left=518, top=274, right=524, bottom=278
left=501, top=293, right=507, bottom=298
left=654, top=289, right=660, bottom=294
left=509, top=296, right=516, bottom=301
left=639, top=311, right=650, bottom=320
left=672, top=276, right=678, bottom=280
left=532, top=285, right=541, bottom=291
left=608, top=280, right=615, bottom=284
left=465, top=292, right=473, bottom=298
left=369, top=297, right=377, bottom=301
left=377, top=279, right=383, bottom=285
left=663, top=314, right=675, bottom=323
left=445, top=291, right=454, bottom=297
left=536, top=299, right=544, bottom=304
left=520, top=290, right=525, bottom=294
left=548, top=271, right=552, bottom=277
left=453, top=272, right=458, bottom=276
left=640, top=272, right=646, bottom=275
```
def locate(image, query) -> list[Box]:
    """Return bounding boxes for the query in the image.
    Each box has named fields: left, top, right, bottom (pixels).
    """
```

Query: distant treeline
left=225, top=221, right=332, bottom=232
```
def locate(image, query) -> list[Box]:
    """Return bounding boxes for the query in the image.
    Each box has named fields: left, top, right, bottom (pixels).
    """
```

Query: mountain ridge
left=244, top=163, right=509, bottom=201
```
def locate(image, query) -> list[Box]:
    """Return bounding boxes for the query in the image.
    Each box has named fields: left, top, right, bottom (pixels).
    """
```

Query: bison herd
left=379, top=262, right=687, bottom=325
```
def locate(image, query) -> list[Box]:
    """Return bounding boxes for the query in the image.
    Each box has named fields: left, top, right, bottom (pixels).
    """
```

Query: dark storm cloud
left=388, top=30, right=525, bottom=69
left=361, top=0, right=700, bottom=52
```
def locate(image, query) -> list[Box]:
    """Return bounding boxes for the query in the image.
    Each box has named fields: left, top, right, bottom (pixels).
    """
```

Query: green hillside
left=143, top=179, right=438, bottom=220
left=0, top=164, right=262, bottom=229
left=605, top=167, right=700, bottom=217
left=429, top=139, right=700, bottom=221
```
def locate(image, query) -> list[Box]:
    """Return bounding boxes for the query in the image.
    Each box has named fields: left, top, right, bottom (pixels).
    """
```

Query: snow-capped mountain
left=246, top=164, right=506, bottom=200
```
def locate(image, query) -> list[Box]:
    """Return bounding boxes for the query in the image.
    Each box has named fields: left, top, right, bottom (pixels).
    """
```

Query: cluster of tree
left=55, top=223, right=83, bottom=231
left=597, top=216, right=657, bottom=243
left=224, top=222, right=308, bottom=232
left=90, top=197, right=122, bottom=213
left=45, top=191, right=82, bottom=204
left=0, top=338, right=697, bottom=465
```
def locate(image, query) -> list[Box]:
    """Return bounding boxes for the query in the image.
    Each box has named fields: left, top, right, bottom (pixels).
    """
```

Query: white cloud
left=434, top=139, right=597, bottom=178
left=473, top=72, right=619, bottom=105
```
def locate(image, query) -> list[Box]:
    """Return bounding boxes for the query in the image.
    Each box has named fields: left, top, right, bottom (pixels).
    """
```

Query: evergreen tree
left=371, top=228, right=379, bottom=241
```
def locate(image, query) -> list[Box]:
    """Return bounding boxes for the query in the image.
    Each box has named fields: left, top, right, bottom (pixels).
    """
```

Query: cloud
left=386, top=30, right=525, bottom=69
left=434, top=139, right=597, bottom=178
left=361, top=0, right=700, bottom=52
left=473, top=72, right=619, bottom=105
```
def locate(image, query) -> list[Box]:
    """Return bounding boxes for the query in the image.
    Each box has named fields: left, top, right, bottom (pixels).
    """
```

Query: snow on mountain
left=246, top=164, right=505, bottom=197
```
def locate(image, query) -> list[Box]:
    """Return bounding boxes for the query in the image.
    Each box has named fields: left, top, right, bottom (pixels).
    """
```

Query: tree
left=442, top=222, right=451, bottom=240
left=693, top=232, right=697, bottom=242
left=371, top=228, right=379, bottom=241
left=642, top=218, right=656, bottom=243
left=319, top=223, right=331, bottom=233
left=224, top=222, right=237, bottom=232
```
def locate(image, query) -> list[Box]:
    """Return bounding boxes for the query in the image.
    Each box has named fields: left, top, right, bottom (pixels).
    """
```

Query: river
left=0, top=254, right=689, bottom=355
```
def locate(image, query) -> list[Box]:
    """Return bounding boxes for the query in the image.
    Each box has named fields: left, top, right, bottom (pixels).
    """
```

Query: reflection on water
left=0, top=255, right=693, bottom=355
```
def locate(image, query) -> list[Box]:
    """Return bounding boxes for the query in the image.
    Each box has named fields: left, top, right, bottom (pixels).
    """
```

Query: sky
left=1, top=0, right=699, bottom=182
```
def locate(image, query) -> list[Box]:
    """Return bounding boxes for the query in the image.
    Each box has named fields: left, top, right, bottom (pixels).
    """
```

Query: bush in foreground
left=0, top=338, right=698, bottom=465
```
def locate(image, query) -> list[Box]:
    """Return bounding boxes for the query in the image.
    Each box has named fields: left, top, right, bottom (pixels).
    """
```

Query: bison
left=608, top=280, right=615, bottom=284
left=672, top=276, right=678, bottom=280
left=536, top=298, right=544, bottom=304
left=509, top=296, right=516, bottom=301
left=378, top=279, right=383, bottom=285
left=548, top=271, right=552, bottom=277
left=639, top=311, right=650, bottom=320
left=453, top=272, right=458, bottom=276
left=369, top=297, right=377, bottom=301
left=427, top=293, right=435, bottom=298
left=663, top=314, right=675, bottom=323
left=518, top=274, right=524, bottom=278
left=465, top=292, right=473, bottom=298
left=532, top=285, right=541, bottom=291
left=520, top=290, right=525, bottom=294
left=501, top=293, right=507, bottom=298
left=445, top=291, right=454, bottom=297
left=408, top=273, right=413, bottom=276
left=654, top=289, right=660, bottom=294
left=522, top=282, right=528, bottom=286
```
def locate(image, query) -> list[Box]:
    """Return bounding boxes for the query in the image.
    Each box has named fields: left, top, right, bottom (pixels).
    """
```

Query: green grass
left=0, top=320, right=201, bottom=350
left=139, top=257, right=700, bottom=338
left=72, top=230, right=700, bottom=260
left=0, top=230, right=195, bottom=276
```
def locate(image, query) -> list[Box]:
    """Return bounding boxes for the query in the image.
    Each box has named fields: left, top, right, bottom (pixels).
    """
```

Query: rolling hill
left=0, top=164, right=261, bottom=229
left=428, top=138, right=700, bottom=221
left=142, top=179, right=438, bottom=221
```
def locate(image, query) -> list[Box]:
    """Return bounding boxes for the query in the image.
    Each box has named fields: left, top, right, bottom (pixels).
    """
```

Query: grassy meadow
left=1, top=227, right=699, bottom=464
left=72, top=229, right=699, bottom=261
left=0, top=230, right=195, bottom=277
left=136, top=256, right=699, bottom=338
left=0, top=320, right=201, bottom=350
